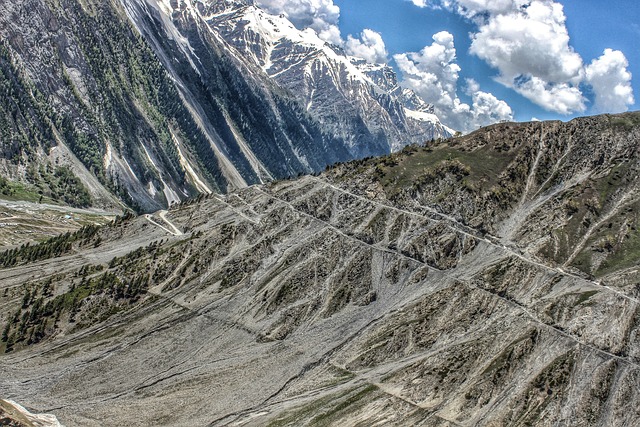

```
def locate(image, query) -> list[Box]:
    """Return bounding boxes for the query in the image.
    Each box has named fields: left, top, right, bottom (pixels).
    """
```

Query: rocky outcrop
left=0, top=399, right=64, bottom=427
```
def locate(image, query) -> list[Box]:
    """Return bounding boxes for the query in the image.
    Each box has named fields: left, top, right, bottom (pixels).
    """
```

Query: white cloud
left=394, top=31, right=460, bottom=117
left=470, top=2, right=583, bottom=83
left=395, top=34, right=512, bottom=132
left=345, top=29, right=388, bottom=64
left=470, top=90, right=514, bottom=127
left=464, top=78, right=481, bottom=95
left=442, top=0, right=528, bottom=20
left=256, top=0, right=634, bottom=123
left=467, top=1, right=588, bottom=113
left=430, top=0, right=634, bottom=115
left=586, top=49, right=635, bottom=113
left=510, top=76, right=586, bottom=114
left=255, top=0, right=343, bottom=44
left=465, top=78, right=514, bottom=127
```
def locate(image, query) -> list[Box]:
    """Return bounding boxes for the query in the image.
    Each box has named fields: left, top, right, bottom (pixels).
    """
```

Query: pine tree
left=1, top=322, right=9, bottom=342
left=21, top=289, right=31, bottom=308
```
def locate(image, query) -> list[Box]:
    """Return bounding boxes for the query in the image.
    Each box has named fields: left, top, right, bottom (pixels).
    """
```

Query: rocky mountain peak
left=402, top=87, right=436, bottom=114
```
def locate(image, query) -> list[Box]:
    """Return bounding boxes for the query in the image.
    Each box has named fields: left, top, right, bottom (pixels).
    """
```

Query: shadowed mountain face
left=1, top=113, right=640, bottom=426
left=0, top=0, right=450, bottom=213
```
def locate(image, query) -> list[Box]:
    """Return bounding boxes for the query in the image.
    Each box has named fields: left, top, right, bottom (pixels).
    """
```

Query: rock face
left=1, top=0, right=217, bottom=212
left=0, top=0, right=450, bottom=212
left=1, top=113, right=640, bottom=426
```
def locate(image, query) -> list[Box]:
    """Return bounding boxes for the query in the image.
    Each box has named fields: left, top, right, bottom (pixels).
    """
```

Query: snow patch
left=405, top=108, right=456, bottom=136
left=170, top=129, right=212, bottom=194
left=224, top=6, right=371, bottom=85
left=404, top=108, right=440, bottom=125
left=104, top=142, right=113, bottom=170
left=140, top=144, right=181, bottom=206
left=148, top=181, right=158, bottom=197
left=3, top=400, right=65, bottom=427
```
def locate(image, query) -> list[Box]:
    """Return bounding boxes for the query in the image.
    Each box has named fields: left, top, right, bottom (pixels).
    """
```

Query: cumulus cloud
left=465, top=79, right=514, bottom=127
left=470, top=2, right=583, bottom=83
left=257, top=0, right=634, bottom=126
left=586, top=49, right=635, bottom=113
left=442, top=0, right=529, bottom=20
left=467, top=1, right=588, bottom=113
left=345, top=29, right=388, bottom=64
left=409, top=0, right=634, bottom=115
left=255, top=0, right=343, bottom=44
left=394, top=31, right=460, bottom=115
left=470, top=90, right=514, bottom=127
left=511, top=77, right=585, bottom=114
left=254, top=1, right=394, bottom=64
left=394, top=33, right=512, bottom=132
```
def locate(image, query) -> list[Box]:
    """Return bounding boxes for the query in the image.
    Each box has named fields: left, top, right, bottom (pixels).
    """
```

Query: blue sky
left=256, top=0, right=638, bottom=131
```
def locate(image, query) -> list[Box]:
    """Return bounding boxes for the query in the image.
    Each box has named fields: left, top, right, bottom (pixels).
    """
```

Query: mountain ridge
left=0, top=0, right=451, bottom=213
left=207, top=0, right=453, bottom=153
left=1, top=112, right=639, bottom=426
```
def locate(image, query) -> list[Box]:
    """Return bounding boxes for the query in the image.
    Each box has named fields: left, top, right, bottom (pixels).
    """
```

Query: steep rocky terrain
left=1, top=0, right=216, bottom=212
left=0, top=0, right=450, bottom=213
left=1, top=113, right=639, bottom=426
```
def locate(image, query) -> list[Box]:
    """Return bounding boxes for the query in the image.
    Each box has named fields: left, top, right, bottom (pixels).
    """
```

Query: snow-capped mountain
left=207, top=0, right=453, bottom=153
left=0, top=0, right=452, bottom=212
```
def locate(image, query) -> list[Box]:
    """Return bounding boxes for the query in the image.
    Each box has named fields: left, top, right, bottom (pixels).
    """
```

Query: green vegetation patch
left=266, top=384, right=379, bottom=427
left=609, top=112, right=640, bottom=131
left=573, top=290, right=599, bottom=306
left=593, top=161, right=634, bottom=206
left=0, top=224, right=101, bottom=268
left=0, top=165, right=92, bottom=208
left=510, top=350, right=576, bottom=426
left=1, top=268, right=149, bottom=353
left=369, top=144, right=518, bottom=197
left=596, top=225, right=640, bottom=276
left=28, top=164, right=92, bottom=207
left=0, top=175, right=54, bottom=204
left=540, top=170, right=640, bottom=276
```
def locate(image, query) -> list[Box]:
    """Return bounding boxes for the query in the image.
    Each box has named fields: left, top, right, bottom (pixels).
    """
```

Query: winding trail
left=257, top=178, right=640, bottom=367
left=158, top=210, right=183, bottom=236
left=144, top=210, right=183, bottom=236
